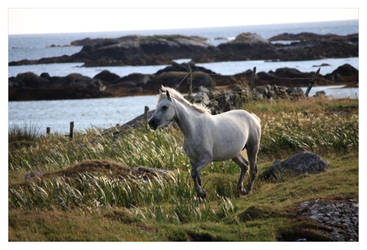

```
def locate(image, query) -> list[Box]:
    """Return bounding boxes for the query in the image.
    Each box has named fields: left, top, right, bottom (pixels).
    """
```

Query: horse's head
left=148, top=88, right=176, bottom=130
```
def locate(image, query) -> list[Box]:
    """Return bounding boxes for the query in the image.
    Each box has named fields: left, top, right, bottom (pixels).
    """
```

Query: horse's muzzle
left=148, top=117, right=158, bottom=130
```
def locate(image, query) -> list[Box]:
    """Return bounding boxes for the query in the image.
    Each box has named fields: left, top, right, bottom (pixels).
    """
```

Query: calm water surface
left=9, top=96, right=157, bottom=134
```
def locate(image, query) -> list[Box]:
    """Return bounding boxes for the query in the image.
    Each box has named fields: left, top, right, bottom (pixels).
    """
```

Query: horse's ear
left=166, top=90, right=172, bottom=101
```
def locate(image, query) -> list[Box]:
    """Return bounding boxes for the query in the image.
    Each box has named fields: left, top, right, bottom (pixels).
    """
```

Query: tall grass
left=8, top=124, right=40, bottom=150
left=8, top=98, right=358, bottom=225
left=260, top=112, right=358, bottom=154
left=9, top=127, right=191, bottom=172
left=9, top=171, right=192, bottom=209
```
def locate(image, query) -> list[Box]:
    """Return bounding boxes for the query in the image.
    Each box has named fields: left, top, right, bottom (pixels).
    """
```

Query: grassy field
left=8, top=97, right=358, bottom=241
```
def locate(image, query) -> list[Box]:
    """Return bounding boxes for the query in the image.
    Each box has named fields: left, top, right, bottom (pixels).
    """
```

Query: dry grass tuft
left=41, top=159, right=173, bottom=181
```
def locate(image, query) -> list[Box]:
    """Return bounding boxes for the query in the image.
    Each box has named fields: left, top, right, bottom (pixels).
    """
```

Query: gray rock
left=260, top=151, right=328, bottom=180
left=300, top=198, right=358, bottom=241
left=287, top=87, right=305, bottom=99
left=314, top=91, right=326, bottom=97
left=230, top=33, right=269, bottom=45
left=25, top=171, right=43, bottom=180
left=193, top=91, right=210, bottom=106
left=199, top=86, right=210, bottom=93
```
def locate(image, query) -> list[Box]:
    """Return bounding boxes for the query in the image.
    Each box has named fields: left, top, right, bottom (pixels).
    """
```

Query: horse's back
left=214, top=109, right=260, bottom=129
left=209, top=109, right=261, bottom=161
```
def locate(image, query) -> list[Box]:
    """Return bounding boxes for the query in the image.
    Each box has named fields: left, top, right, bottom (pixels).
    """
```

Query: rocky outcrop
left=215, top=33, right=277, bottom=61
left=325, top=64, right=359, bottom=85
left=9, top=62, right=358, bottom=101
left=299, top=198, right=358, bottom=241
left=269, top=32, right=358, bottom=43
left=93, top=70, right=121, bottom=83
left=9, top=72, right=109, bottom=101
left=70, top=35, right=216, bottom=67
left=9, top=32, right=358, bottom=67
left=189, top=84, right=307, bottom=115
left=260, top=151, right=329, bottom=181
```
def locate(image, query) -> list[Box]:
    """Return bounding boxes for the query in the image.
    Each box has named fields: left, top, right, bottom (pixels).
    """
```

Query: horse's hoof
left=198, top=190, right=206, bottom=199
left=239, top=189, right=248, bottom=196
left=195, top=195, right=206, bottom=203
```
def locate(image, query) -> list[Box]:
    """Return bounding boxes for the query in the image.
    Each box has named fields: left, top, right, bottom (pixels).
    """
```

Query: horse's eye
left=162, top=106, right=168, bottom=111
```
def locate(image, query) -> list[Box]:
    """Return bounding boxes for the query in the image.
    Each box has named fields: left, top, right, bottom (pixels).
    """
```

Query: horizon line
left=8, top=18, right=358, bottom=36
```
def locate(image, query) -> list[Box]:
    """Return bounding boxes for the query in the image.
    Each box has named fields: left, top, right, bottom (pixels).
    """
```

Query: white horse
left=148, top=86, right=261, bottom=198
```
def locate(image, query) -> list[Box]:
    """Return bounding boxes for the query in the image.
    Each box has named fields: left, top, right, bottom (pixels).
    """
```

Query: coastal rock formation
left=8, top=62, right=359, bottom=101
left=9, top=32, right=358, bottom=67
left=269, top=32, right=358, bottom=42
left=9, top=72, right=109, bottom=101
left=325, top=64, right=359, bottom=85
left=93, top=70, right=121, bottom=83
left=215, top=33, right=277, bottom=61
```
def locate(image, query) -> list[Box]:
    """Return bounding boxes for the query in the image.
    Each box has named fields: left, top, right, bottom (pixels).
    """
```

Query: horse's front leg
left=191, top=155, right=211, bottom=199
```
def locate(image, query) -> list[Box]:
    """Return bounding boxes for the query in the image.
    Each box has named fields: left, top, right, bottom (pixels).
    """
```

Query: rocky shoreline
left=9, top=61, right=358, bottom=101
left=9, top=32, right=358, bottom=67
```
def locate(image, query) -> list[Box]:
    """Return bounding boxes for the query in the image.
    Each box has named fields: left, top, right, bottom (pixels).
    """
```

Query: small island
left=9, top=32, right=358, bottom=67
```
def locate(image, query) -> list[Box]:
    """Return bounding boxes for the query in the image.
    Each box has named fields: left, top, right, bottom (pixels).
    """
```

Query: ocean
left=9, top=20, right=358, bottom=62
left=8, top=20, right=359, bottom=133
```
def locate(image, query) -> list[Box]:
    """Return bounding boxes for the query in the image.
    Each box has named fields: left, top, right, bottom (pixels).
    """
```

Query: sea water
left=8, top=20, right=359, bottom=133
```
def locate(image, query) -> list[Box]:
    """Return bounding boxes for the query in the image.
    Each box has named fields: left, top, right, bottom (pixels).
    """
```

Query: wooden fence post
left=188, top=63, right=193, bottom=97
left=144, top=106, right=149, bottom=127
left=306, top=68, right=320, bottom=97
left=250, top=66, right=257, bottom=90
left=69, top=121, right=74, bottom=139
left=46, top=127, right=50, bottom=135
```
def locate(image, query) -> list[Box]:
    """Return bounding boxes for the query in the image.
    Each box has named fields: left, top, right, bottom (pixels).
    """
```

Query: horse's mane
left=158, top=86, right=211, bottom=114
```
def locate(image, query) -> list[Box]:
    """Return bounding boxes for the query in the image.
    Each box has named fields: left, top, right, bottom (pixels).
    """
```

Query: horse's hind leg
left=246, top=143, right=259, bottom=195
left=232, top=155, right=249, bottom=195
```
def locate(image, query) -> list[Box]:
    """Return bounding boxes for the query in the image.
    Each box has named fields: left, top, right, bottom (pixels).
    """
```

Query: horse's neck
left=174, top=100, right=199, bottom=138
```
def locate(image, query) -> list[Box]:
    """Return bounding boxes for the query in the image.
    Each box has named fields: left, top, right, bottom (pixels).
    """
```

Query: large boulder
left=325, top=64, right=358, bottom=83
left=93, top=70, right=121, bottom=84
left=10, top=72, right=49, bottom=88
left=230, top=33, right=269, bottom=45
left=331, top=64, right=358, bottom=76
left=260, top=151, right=329, bottom=180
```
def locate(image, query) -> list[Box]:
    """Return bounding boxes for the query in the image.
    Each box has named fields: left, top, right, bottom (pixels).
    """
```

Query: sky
left=8, top=8, right=358, bottom=35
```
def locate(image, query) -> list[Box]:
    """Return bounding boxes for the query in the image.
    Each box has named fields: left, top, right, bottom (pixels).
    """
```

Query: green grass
left=8, top=97, right=358, bottom=241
